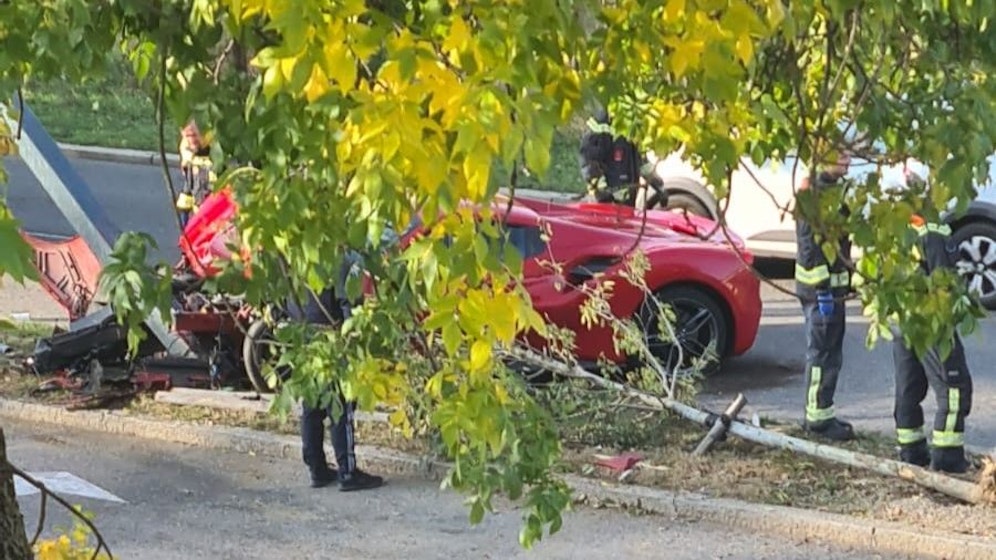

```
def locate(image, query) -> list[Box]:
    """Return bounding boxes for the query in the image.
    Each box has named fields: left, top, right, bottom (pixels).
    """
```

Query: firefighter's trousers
left=893, top=334, right=973, bottom=448
left=802, top=296, right=846, bottom=423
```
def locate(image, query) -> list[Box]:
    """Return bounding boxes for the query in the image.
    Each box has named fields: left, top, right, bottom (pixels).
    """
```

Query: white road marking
left=14, top=471, right=127, bottom=504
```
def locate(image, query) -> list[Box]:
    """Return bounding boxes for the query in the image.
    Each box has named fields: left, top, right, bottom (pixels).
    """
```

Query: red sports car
left=490, top=195, right=761, bottom=373
left=180, top=190, right=762, bottom=375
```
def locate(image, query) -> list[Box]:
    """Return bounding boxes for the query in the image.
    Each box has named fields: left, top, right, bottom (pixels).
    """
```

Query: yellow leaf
left=261, top=64, right=285, bottom=98
left=766, top=0, right=786, bottom=27
left=462, top=143, right=492, bottom=200
left=735, top=32, right=754, bottom=64
left=324, top=42, right=357, bottom=91
left=494, top=383, right=510, bottom=405
left=664, top=0, right=685, bottom=20
left=666, top=36, right=705, bottom=77
left=303, top=63, right=329, bottom=102
left=443, top=16, right=471, bottom=54
left=470, top=340, right=492, bottom=371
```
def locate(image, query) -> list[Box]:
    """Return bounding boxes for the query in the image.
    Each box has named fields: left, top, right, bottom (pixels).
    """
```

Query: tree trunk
left=0, top=428, right=32, bottom=560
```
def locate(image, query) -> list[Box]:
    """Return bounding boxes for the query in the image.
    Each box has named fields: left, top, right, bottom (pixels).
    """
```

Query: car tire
left=242, top=318, right=284, bottom=393
left=951, top=221, right=996, bottom=309
left=664, top=192, right=712, bottom=218
left=638, top=285, right=731, bottom=377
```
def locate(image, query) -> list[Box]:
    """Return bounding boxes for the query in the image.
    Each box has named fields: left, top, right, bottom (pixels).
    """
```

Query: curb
left=2, top=398, right=993, bottom=559
left=56, top=143, right=180, bottom=167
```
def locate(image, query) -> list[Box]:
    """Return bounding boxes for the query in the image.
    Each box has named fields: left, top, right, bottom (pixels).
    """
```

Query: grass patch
left=21, top=56, right=177, bottom=152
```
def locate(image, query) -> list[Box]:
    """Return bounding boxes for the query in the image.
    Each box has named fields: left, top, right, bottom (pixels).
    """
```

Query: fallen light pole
left=509, top=347, right=989, bottom=506
left=693, top=393, right=747, bottom=456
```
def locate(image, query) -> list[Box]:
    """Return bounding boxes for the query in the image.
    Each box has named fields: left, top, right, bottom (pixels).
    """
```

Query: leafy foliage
left=1, top=0, right=995, bottom=549
left=97, top=232, right=174, bottom=355
left=33, top=508, right=112, bottom=560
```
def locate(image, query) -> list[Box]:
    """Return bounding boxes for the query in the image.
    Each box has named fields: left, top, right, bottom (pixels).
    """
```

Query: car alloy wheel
left=952, top=221, right=996, bottom=309
left=242, top=317, right=291, bottom=393
left=638, top=285, right=730, bottom=377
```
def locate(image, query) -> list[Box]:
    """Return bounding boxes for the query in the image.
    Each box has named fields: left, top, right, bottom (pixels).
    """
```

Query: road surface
left=4, top=419, right=915, bottom=559
left=3, top=155, right=996, bottom=452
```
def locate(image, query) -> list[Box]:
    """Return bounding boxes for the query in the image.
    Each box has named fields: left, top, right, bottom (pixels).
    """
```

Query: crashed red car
left=490, top=196, right=761, bottom=373
left=181, top=190, right=761, bottom=374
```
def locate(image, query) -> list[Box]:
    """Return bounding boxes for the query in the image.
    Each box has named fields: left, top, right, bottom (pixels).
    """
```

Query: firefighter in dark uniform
left=795, top=151, right=856, bottom=441
left=286, top=285, right=385, bottom=491
left=892, top=215, right=973, bottom=473
left=579, top=108, right=667, bottom=207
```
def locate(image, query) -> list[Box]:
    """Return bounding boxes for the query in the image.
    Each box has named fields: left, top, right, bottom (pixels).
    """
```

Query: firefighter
left=795, top=149, right=856, bottom=441
left=892, top=215, right=973, bottom=473
left=176, top=120, right=215, bottom=228
left=579, top=108, right=667, bottom=207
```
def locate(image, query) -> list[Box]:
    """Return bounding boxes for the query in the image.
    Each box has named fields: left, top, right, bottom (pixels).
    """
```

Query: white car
left=648, top=150, right=996, bottom=308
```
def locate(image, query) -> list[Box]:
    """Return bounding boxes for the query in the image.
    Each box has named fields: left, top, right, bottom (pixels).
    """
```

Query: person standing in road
left=794, top=148, right=856, bottom=441
left=285, top=285, right=385, bottom=491
left=891, top=214, right=974, bottom=473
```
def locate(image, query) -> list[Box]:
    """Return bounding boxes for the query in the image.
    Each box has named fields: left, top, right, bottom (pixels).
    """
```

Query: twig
left=212, top=39, right=236, bottom=85
left=15, top=86, right=24, bottom=138
left=155, top=45, right=183, bottom=235
left=31, top=490, right=47, bottom=544
left=11, top=465, right=114, bottom=559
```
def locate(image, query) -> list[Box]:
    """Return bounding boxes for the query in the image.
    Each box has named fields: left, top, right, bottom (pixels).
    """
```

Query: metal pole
left=1, top=93, right=192, bottom=356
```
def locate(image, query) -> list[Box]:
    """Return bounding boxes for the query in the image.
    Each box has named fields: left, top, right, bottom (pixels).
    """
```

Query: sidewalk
left=2, top=397, right=995, bottom=559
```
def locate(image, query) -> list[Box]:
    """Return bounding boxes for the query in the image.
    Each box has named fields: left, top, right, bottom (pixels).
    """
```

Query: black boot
left=898, top=440, right=930, bottom=467
left=804, top=418, right=855, bottom=442
left=339, top=469, right=385, bottom=492
left=310, top=467, right=338, bottom=489
left=930, top=446, right=970, bottom=474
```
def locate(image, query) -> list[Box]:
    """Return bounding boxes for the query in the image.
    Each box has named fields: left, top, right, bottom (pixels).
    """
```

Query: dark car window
left=502, top=224, right=546, bottom=259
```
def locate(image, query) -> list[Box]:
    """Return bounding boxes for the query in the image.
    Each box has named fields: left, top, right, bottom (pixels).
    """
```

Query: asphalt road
left=2, top=156, right=183, bottom=263
left=3, top=155, right=996, bottom=452
left=706, top=282, right=996, bottom=454
left=4, top=419, right=914, bottom=559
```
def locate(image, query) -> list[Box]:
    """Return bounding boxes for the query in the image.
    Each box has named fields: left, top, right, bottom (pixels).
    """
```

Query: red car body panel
left=178, top=191, right=762, bottom=365
left=178, top=186, right=241, bottom=277
left=495, top=196, right=761, bottom=362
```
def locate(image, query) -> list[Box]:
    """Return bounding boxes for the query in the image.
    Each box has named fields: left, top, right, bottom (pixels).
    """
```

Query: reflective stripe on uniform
left=932, top=429, right=964, bottom=447
left=796, top=263, right=830, bottom=285
left=945, top=387, right=960, bottom=435
left=829, top=271, right=850, bottom=288
left=897, top=426, right=925, bottom=445
left=795, top=264, right=849, bottom=288
left=805, top=366, right=835, bottom=422
left=912, top=222, right=951, bottom=237
left=586, top=118, right=613, bottom=134
left=176, top=192, right=197, bottom=211
left=183, top=154, right=213, bottom=169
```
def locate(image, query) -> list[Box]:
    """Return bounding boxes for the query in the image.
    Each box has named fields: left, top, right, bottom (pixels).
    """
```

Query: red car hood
left=504, top=195, right=749, bottom=257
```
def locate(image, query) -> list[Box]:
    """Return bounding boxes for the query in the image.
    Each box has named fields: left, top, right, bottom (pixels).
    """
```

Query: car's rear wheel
left=243, top=318, right=288, bottom=393
left=952, top=221, right=996, bottom=309
left=637, top=285, right=730, bottom=377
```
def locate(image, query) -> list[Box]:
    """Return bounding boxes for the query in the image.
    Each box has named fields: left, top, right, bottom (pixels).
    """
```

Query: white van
left=649, top=150, right=996, bottom=308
